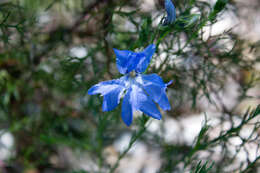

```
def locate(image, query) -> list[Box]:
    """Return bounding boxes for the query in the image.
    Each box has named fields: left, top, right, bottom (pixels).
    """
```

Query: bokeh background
left=0, top=0, right=259, bottom=173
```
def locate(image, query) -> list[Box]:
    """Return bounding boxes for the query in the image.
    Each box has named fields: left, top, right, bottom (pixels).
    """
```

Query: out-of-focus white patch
left=155, top=51, right=167, bottom=69
left=39, top=64, right=52, bottom=73
left=57, top=146, right=100, bottom=172
left=234, top=0, right=260, bottom=41
left=202, top=11, right=239, bottom=41
left=179, top=55, right=201, bottom=70
left=198, top=77, right=240, bottom=112
left=152, top=12, right=164, bottom=27
left=0, top=131, right=14, bottom=160
left=163, top=118, right=181, bottom=143
left=38, top=12, right=51, bottom=25
left=148, top=117, right=182, bottom=143
left=190, top=6, right=200, bottom=14
left=125, top=20, right=138, bottom=32
left=114, top=132, right=161, bottom=173
left=142, top=150, right=161, bottom=173
left=140, top=0, right=155, bottom=12
left=74, top=74, right=83, bottom=82
left=147, top=120, right=160, bottom=133
left=70, top=47, right=87, bottom=59
left=179, top=114, right=205, bottom=145
left=114, top=133, right=132, bottom=153
left=113, top=10, right=138, bottom=33
left=113, top=131, right=152, bottom=155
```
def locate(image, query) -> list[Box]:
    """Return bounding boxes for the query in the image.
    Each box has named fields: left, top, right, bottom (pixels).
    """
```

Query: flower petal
left=135, top=44, right=156, bottom=73
left=88, top=78, right=126, bottom=111
left=114, top=44, right=155, bottom=74
left=114, top=49, right=140, bottom=74
left=121, top=88, right=133, bottom=126
left=126, top=53, right=140, bottom=73
left=131, top=84, right=162, bottom=120
left=102, top=86, right=124, bottom=111
left=163, top=0, right=176, bottom=25
left=114, top=49, right=131, bottom=74
left=88, top=79, right=123, bottom=96
left=139, top=74, right=171, bottom=110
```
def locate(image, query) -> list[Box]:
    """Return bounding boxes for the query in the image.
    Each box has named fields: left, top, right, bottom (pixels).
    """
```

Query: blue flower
left=163, top=0, right=176, bottom=25
left=88, top=44, right=172, bottom=126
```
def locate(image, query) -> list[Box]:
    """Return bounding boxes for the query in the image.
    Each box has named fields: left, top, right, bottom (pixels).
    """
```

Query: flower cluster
left=88, top=0, right=176, bottom=126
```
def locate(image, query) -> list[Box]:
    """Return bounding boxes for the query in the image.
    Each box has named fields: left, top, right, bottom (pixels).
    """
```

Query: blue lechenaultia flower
left=88, top=44, right=172, bottom=126
left=163, top=0, right=176, bottom=25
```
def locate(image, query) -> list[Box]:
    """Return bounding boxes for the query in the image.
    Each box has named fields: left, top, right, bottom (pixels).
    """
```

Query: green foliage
left=0, top=0, right=259, bottom=173
left=192, top=161, right=213, bottom=173
left=209, top=0, right=228, bottom=22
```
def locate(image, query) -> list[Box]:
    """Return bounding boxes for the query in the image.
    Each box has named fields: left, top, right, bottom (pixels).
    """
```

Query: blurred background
left=0, top=0, right=259, bottom=173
